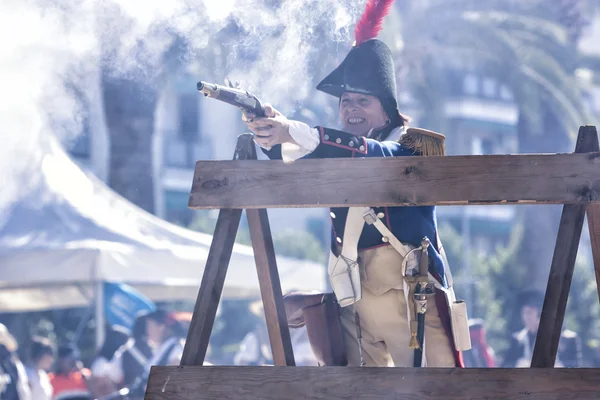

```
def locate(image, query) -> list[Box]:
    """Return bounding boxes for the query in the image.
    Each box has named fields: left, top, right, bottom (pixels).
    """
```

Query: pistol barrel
left=196, top=80, right=265, bottom=117
left=196, top=81, right=220, bottom=98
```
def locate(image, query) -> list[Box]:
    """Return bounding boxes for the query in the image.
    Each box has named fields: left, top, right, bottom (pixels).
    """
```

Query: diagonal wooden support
left=180, top=136, right=254, bottom=365
left=532, top=126, right=600, bottom=367
left=589, top=203, right=600, bottom=302
left=181, top=134, right=294, bottom=367
left=244, top=136, right=295, bottom=366
left=585, top=128, right=600, bottom=305
left=586, top=126, right=600, bottom=327
left=247, top=208, right=296, bottom=365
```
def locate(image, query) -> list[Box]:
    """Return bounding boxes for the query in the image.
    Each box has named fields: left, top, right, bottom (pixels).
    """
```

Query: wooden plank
left=180, top=209, right=242, bottom=365
left=531, top=126, right=599, bottom=368
left=145, top=366, right=600, bottom=400
left=530, top=204, right=587, bottom=367
left=247, top=208, right=296, bottom=366
left=241, top=137, right=295, bottom=366
left=180, top=135, right=254, bottom=365
left=189, top=152, right=600, bottom=209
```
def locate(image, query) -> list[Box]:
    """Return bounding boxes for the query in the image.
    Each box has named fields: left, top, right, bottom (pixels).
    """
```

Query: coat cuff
left=281, top=120, right=320, bottom=163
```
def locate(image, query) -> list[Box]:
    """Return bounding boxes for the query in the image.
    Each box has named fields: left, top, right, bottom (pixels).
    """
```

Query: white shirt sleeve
left=90, top=356, right=119, bottom=379
left=166, top=340, right=184, bottom=365
left=256, top=120, right=320, bottom=163
left=280, top=120, right=320, bottom=163
left=105, top=352, right=125, bottom=384
left=15, top=360, right=32, bottom=400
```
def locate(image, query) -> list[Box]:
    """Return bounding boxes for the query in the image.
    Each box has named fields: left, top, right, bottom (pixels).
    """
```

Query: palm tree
left=102, top=75, right=159, bottom=214
left=98, top=8, right=177, bottom=214
left=100, top=15, right=234, bottom=214
left=380, top=0, right=595, bottom=288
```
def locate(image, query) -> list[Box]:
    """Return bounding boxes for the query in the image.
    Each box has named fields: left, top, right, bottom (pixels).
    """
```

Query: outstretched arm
left=244, top=106, right=415, bottom=161
left=243, top=105, right=319, bottom=162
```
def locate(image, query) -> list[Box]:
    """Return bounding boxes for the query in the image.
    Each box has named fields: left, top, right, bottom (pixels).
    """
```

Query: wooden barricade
left=145, top=126, right=600, bottom=399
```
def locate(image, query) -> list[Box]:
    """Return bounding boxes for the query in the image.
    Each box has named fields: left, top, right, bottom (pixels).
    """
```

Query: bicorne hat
left=317, top=38, right=400, bottom=126
left=316, top=0, right=445, bottom=156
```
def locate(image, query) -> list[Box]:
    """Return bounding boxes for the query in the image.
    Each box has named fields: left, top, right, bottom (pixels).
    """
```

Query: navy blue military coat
left=263, top=126, right=448, bottom=288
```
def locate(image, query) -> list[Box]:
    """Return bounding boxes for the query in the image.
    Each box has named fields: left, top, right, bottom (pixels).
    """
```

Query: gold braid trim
left=405, top=276, right=421, bottom=349
left=398, top=127, right=446, bottom=156
left=409, top=320, right=420, bottom=349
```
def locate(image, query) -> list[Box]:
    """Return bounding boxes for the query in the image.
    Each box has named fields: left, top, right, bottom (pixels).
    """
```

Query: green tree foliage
left=384, top=1, right=599, bottom=289
left=208, top=299, right=263, bottom=363
left=273, top=229, right=326, bottom=264
left=439, top=217, right=600, bottom=365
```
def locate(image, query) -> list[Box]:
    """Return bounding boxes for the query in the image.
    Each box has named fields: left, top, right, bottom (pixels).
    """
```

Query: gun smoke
left=0, top=0, right=365, bottom=213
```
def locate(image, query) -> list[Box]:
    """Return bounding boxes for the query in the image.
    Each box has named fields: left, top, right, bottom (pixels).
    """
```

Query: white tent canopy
left=0, top=140, right=327, bottom=312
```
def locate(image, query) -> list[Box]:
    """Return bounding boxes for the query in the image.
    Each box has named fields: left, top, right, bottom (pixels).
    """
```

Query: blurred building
left=401, top=67, right=518, bottom=259
left=437, top=69, right=518, bottom=253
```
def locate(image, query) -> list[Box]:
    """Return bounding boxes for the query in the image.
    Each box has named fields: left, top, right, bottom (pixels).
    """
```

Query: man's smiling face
left=339, top=92, right=389, bottom=135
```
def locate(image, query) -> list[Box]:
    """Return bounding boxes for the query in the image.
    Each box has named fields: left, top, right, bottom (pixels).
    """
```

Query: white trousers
left=338, top=245, right=455, bottom=367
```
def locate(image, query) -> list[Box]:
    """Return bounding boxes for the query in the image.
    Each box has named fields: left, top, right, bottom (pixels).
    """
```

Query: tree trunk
left=516, top=104, right=573, bottom=290
left=102, top=76, right=157, bottom=214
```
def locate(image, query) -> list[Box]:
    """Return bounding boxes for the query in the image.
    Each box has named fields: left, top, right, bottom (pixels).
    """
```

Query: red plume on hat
left=354, top=0, right=395, bottom=46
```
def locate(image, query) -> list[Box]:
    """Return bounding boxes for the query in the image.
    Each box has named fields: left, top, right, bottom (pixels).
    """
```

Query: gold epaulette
left=399, top=127, right=446, bottom=156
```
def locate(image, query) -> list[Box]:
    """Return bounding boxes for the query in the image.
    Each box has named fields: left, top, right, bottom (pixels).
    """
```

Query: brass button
left=330, top=212, right=336, bottom=219
left=359, top=145, right=365, bottom=151
left=349, top=141, right=355, bottom=147
left=382, top=236, right=389, bottom=243
left=377, top=212, right=385, bottom=219
left=336, top=138, right=342, bottom=144
left=336, top=237, right=342, bottom=243
left=324, top=134, right=329, bottom=140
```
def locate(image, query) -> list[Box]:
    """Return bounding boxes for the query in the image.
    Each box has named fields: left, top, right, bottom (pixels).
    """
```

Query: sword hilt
left=419, top=236, right=430, bottom=277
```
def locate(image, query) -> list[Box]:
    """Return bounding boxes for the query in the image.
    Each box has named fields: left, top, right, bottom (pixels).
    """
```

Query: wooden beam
left=146, top=366, right=600, bottom=400
left=532, top=126, right=599, bottom=368
left=247, top=208, right=296, bottom=366
left=531, top=204, right=587, bottom=367
left=180, top=135, right=254, bottom=365
left=189, top=152, right=600, bottom=209
left=243, top=138, right=295, bottom=366
left=583, top=127, right=600, bottom=311
left=180, top=209, right=242, bottom=365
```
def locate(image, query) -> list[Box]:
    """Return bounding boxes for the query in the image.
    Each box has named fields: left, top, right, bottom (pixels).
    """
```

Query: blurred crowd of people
left=234, top=290, right=593, bottom=369
left=2, top=290, right=600, bottom=399
left=0, top=309, right=186, bottom=400
left=463, top=290, right=586, bottom=368
left=232, top=300, right=318, bottom=366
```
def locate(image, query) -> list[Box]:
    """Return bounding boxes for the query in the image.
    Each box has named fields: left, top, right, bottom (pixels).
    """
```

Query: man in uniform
left=243, top=0, right=468, bottom=367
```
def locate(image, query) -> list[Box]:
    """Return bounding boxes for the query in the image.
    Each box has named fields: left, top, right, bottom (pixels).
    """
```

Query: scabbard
left=413, top=311, right=425, bottom=367
left=409, top=237, right=432, bottom=368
